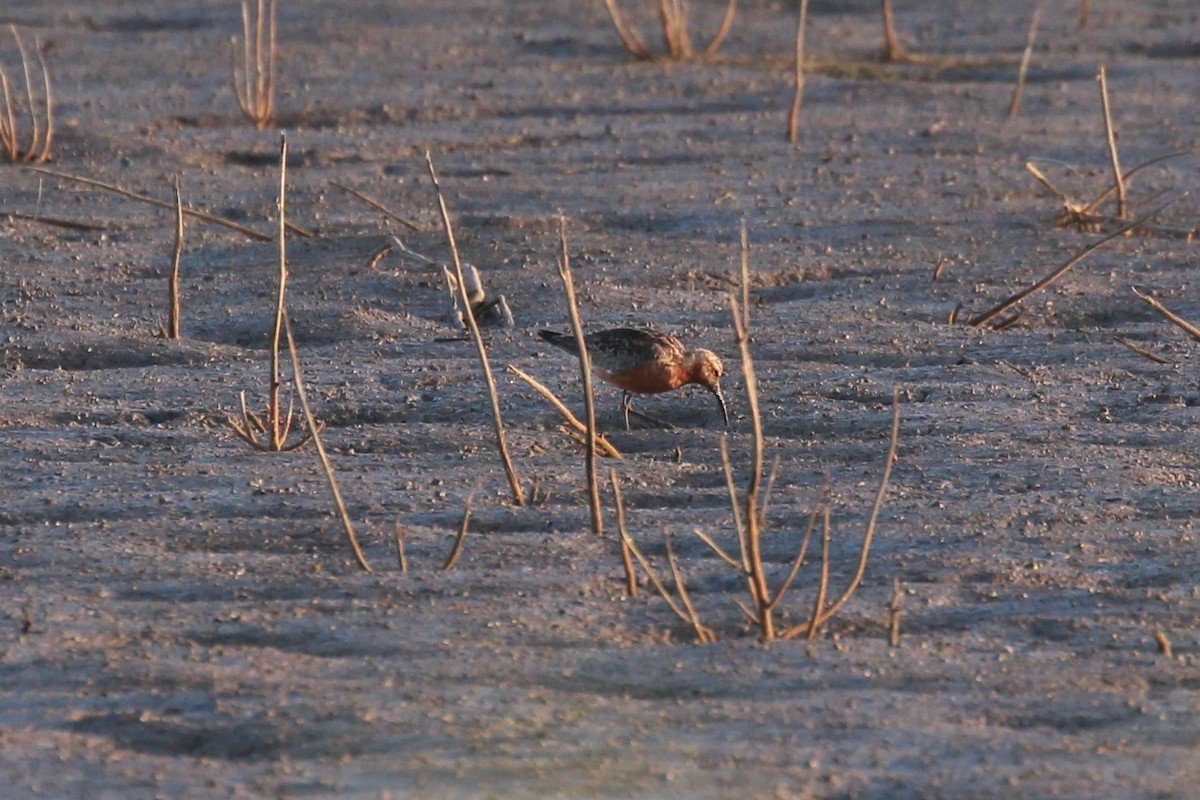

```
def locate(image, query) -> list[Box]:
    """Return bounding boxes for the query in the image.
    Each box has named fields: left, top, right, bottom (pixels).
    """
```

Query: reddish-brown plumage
left=539, top=328, right=729, bottom=429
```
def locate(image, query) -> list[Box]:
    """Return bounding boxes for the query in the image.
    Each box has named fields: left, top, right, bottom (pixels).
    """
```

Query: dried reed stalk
left=805, top=505, right=832, bottom=639
left=31, top=167, right=317, bottom=241
left=507, top=365, right=623, bottom=458
left=783, top=390, right=901, bottom=639
left=619, top=521, right=715, bottom=642
left=425, top=151, right=525, bottom=506
left=554, top=215, right=602, bottom=535
left=329, top=181, right=422, bottom=232
left=609, top=470, right=638, bottom=596
left=880, top=0, right=904, bottom=62
left=285, top=312, right=370, bottom=572
left=394, top=522, right=408, bottom=572
left=969, top=201, right=1172, bottom=328
left=787, top=0, right=810, bottom=143
left=1007, top=8, right=1041, bottom=118
left=888, top=575, right=902, bottom=647
left=232, top=0, right=276, bottom=128
left=228, top=134, right=313, bottom=452
left=1079, top=0, right=1092, bottom=28
left=602, top=0, right=736, bottom=60
left=0, top=25, right=53, bottom=164
left=166, top=177, right=184, bottom=339
left=1113, top=335, right=1172, bottom=365
left=441, top=489, right=476, bottom=571
left=1096, top=65, right=1127, bottom=219
left=1131, top=287, right=1200, bottom=343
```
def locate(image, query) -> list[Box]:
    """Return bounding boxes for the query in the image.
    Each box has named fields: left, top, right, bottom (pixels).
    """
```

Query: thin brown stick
left=805, top=504, right=832, bottom=640
left=812, top=389, right=901, bottom=628
left=1113, top=335, right=1172, bottom=365
left=881, top=0, right=904, bottom=62
left=600, top=0, right=653, bottom=59
left=441, top=488, right=476, bottom=571
left=233, top=0, right=276, bottom=128
left=0, top=210, right=108, bottom=231
left=393, top=521, right=408, bottom=572
left=1007, top=7, right=1041, bottom=118
left=969, top=202, right=1174, bottom=328
left=1131, top=286, right=1200, bottom=343
left=888, top=575, right=903, bottom=647
left=507, top=365, right=622, bottom=458
left=731, top=283, right=772, bottom=637
left=1080, top=152, right=1190, bottom=217
left=787, top=0, right=810, bottom=142
left=609, top=470, right=638, bottom=596
left=718, top=435, right=750, bottom=573
left=167, top=177, right=184, bottom=340
left=268, top=134, right=289, bottom=448
left=1, top=26, right=53, bottom=164
left=285, top=313, right=370, bottom=572
left=619, top=521, right=696, bottom=629
left=32, top=167, right=291, bottom=241
left=705, top=0, right=737, bottom=54
left=1097, top=65, right=1126, bottom=219
left=765, top=491, right=823, bottom=612
left=691, top=526, right=742, bottom=571
left=555, top=214, right=602, bottom=535
left=1154, top=630, right=1173, bottom=658
left=425, top=151, right=524, bottom=506
left=329, top=181, right=422, bottom=232
left=1079, top=0, right=1092, bottom=28
left=663, top=531, right=716, bottom=643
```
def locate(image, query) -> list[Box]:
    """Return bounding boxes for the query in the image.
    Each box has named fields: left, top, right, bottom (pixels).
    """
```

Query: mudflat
left=2, top=1, right=1198, bottom=797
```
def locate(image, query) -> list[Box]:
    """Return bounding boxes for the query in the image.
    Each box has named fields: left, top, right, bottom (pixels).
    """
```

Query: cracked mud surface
left=2, top=1, right=1199, bottom=797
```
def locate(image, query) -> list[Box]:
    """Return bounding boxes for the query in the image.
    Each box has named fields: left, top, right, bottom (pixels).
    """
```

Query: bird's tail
left=537, top=329, right=578, bottom=354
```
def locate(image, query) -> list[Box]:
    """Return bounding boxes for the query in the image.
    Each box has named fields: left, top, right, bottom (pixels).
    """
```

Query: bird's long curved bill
left=711, top=385, right=730, bottom=427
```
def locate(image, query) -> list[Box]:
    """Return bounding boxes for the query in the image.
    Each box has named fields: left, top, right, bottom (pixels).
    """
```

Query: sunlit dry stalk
left=602, top=0, right=735, bottom=60
left=0, top=25, right=53, bottom=164
left=968, top=200, right=1175, bottom=328
left=1113, top=335, right=1172, bottom=365
left=285, top=312, right=370, bottom=572
left=1007, top=7, right=1041, bottom=118
left=507, top=365, right=623, bottom=459
left=31, top=167, right=316, bottom=241
left=609, top=470, right=638, bottom=597
left=166, top=177, right=184, bottom=339
left=764, top=487, right=823, bottom=612
left=425, top=151, right=525, bottom=506
left=329, top=181, right=422, bottom=232
left=1131, top=286, right=1200, bottom=343
left=394, top=522, right=408, bottom=572
left=232, top=0, right=277, bottom=128
left=787, top=0, right=810, bottom=142
left=441, top=488, right=476, bottom=571
left=1096, top=65, right=1127, bottom=219
left=618, top=515, right=715, bottom=642
left=663, top=530, right=714, bottom=643
left=888, top=575, right=903, bottom=647
left=555, top=214, right=603, bottom=535
left=227, top=134, right=311, bottom=452
left=805, top=504, right=832, bottom=639
left=880, top=0, right=904, bottom=62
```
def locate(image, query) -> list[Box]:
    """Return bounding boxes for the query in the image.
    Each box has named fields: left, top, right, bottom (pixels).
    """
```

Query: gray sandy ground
left=1, top=1, right=1198, bottom=797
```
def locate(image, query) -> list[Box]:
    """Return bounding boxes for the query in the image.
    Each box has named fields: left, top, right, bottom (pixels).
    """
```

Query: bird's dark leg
left=620, top=391, right=633, bottom=432
left=621, top=392, right=678, bottom=431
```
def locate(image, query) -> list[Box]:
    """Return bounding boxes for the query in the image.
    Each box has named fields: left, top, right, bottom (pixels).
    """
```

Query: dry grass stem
left=329, top=181, right=422, bottom=232
left=805, top=505, right=832, bottom=640
left=425, top=151, right=525, bottom=506
left=1154, top=630, right=1173, bottom=658
left=31, top=167, right=315, bottom=241
left=718, top=436, right=749, bottom=571
left=507, top=365, right=622, bottom=458
left=691, top=527, right=742, bottom=571
left=609, top=470, right=638, bottom=597
left=600, top=0, right=652, bottom=59
left=889, top=575, right=903, bottom=647
left=0, top=210, right=107, bottom=231
left=619, top=519, right=714, bottom=642
left=165, top=177, right=184, bottom=340
left=441, top=488, right=476, bottom=571
left=880, top=0, right=904, bottom=62
left=1096, top=65, right=1126, bottom=219
left=232, top=0, right=277, bottom=128
left=1007, top=7, right=1041, bottom=118
left=601, top=0, right=735, bottom=60
left=1113, top=335, right=1172, bottom=365
left=227, top=134, right=313, bottom=453
left=663, top=531, right=715, bottom=643
left=554, top=214, right=603, bottom=535
left=969, top=202, right=1174, bottom=328
left=1079, top=0, right=1092, bottom=27
left=0, top=25, right=53, bottom=164
left=394, top=522, right=408, bottom=572
left=1131, top=287, right=1200, bottom=343
left=765, top=494, right=822, bottom=612
left=285, top=313, right=370, bottom=572
left=786, top=0, right=810, bottom=142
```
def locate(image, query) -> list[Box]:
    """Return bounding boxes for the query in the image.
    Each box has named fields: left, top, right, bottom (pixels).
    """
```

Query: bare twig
left=329, top=181, right=422, bottom=232
left=765, top=489, right=823, bottom=612
left=1007, top=7, right=1041, bottom=118
left=805, top=504, right=832, bottom=640
left=232, top=0, right=277, bottom=128
left=1079, top=0, right=1092, bottom=28
left=1113, top=335, right=1172, bottom=365
left=507, top=365, right=622, bottom=458
left=0, top=25, right=53, bottom=164
left=1154, top=629, right=1173, bottom=658
left=610, top=470, right=638, bottom=597
left=1131, top=286, right=1200, bottom=343
left=425, top=151, right=525, bottom=506
left=705, top=0, right=738, bottom=54
left=663, top=530, right=715, bottom=643
left=880, top=0, right=905, bottom=62
left=285, top=312, right=370, bottom=572
left=31, top=167, right=316, bottom=241
left=0, top=210, right=108, bottom=231
left=166, top=177, right=183, bottom=340
left=394, top=521, right=408, bottom=572
left=600, top=0, right=653, bottom=59
left=969, top=201, right=1175, bottom=328
left=441, top=488, right=476, bottom=571
left=620, top=519, right=710, bottom=640
left=555, top=214, right=602, bottom=535
left=787, top=0, right=810, bottom=143
left=1097, top=65, right=1126, bottom=219
left=888, top=575, right=903, bottom=647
